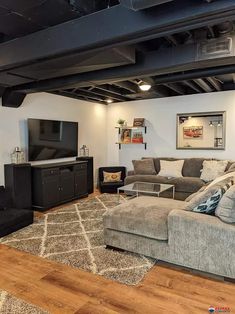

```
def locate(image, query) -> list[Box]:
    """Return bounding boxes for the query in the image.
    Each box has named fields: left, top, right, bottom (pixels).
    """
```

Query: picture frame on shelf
left=132, top=130, right=143, bottom=143
left=133, top=118, right=145, bottom=127
left=120, top=128, right=132, bottom=143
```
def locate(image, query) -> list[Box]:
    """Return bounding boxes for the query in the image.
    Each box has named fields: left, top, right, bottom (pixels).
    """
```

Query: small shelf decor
left=115, top=120, right=147, bottom=149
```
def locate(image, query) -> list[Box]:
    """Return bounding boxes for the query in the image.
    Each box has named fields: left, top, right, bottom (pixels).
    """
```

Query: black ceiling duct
left=120, top=0, right=173, bottom=10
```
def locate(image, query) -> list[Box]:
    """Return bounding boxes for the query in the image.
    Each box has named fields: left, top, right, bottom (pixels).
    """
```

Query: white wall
left=1, top=90, right=235, bottom=186
left=107, top=91, right=235, bottom=171
left=0, top=92, right=107, bottom=185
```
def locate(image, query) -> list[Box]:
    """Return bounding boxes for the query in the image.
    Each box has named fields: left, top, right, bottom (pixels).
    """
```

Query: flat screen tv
left=28, top=118, right=78, bottom=161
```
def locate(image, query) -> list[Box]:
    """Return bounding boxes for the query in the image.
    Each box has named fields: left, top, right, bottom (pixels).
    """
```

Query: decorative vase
left=79, top=145, right=89, bottom=157
left=11, top=147, right=25, bottom=164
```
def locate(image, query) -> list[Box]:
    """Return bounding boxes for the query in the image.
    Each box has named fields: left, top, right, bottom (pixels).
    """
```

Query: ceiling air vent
left=198, top=36, right=233, bottom=60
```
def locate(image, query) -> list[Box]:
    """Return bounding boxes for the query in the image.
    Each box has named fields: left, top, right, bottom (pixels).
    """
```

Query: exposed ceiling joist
left=78, top=87, right=127, bottom=102
left=206, top=77, right=222, bottom=91
left=165, top=35, right=178, bottom=46
left=51, top=90, right=103, bottom=104
left=112, top=81, right=139, bottom=93
left=9, top=37, right=235, bottom=95
left=1, top=0, right=235, bottom=72
left=152, top=85, right=170, bottom=97
left=94, top=84, right=127, bottom=97
left=182, top=80, right=202, bottom=93
left=163, top=83, right=185, bottom=95
left=73, top=89, right=106, bottom=102
left=193, top=78, right=214, bottom=92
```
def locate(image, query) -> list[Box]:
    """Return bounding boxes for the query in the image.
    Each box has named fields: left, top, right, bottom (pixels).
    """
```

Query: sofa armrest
left=167, top=209, right=235, bottom=278
left=127, top=170, right=135, bottom=176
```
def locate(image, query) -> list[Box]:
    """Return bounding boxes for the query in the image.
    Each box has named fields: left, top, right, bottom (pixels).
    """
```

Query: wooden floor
left=0, top=193, right=234, bottom=314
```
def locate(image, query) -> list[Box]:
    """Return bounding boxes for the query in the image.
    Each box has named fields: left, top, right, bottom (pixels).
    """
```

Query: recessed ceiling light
left=106, top=99, right=113, bottom=104
left=139, top=81, right=152, bottom=91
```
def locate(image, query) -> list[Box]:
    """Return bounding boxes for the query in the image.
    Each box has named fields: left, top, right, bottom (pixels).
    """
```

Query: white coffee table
left=118, top=181, right=175, bottom=199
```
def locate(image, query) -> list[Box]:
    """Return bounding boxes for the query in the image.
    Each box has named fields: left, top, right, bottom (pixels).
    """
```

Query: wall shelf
left=116, top=125, right=147, bottom=150
left=115, top=126, right=147, bottom=134
left=116, top=142, right=147, bottom=150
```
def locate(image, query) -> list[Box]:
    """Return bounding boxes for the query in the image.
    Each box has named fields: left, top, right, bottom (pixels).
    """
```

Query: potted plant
left=117, top=118, right=126, bottom=127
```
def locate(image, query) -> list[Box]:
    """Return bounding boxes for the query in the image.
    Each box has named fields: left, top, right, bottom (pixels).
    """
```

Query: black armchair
left=0, top=186, right=34, bottom=237
left=98, top=167, right=126, bottom=193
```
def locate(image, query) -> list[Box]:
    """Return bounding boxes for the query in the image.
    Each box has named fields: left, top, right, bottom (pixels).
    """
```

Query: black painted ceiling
left=1, top=0, right=235, bottom=106
left=0, top=0, right=118, bottom=42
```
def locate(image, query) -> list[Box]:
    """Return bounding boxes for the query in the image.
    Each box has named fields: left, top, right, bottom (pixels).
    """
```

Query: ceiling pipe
left=120, top=0, right=173, bottom=11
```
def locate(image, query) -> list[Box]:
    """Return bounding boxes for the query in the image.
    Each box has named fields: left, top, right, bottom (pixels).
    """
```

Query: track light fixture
left=106, top=98, right=113, bottom=104
left=138, top=81, right=152, bottom=91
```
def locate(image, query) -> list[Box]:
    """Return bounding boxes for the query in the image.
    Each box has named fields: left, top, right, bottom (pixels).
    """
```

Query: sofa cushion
left=158, top=160, right=184, bottom=178
left=143, top=157, right=209, bottom=177
left=185, top=178, right=234, bottom=214
left=133, top=159, right=156, bottom=175
left=204, top=171, right=235, bottom=190
left=182, top=158, right=208, bottom=177
left=200, top=160, right=228, bottom=182
left=185, top=185, right=207, bottom=202
left=216, top=185, right=235, bottom=223
left=124, top=175, right=205, bottom=193
left=152, top=158, right=178, bottom=174
left=168, top=177, right=205, bottom=193
left=103, top=196, right=186, bottom=240
left=125, top=175, right=167, bottom=185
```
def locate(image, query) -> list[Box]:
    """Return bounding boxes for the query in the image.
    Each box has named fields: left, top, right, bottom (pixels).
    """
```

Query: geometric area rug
left=0, top=289, right=48, bottom=314
left=0, top=194, right=156, bottom=286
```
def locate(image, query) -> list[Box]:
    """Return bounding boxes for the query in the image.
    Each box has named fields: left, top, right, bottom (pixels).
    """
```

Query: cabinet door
left=60, top=172, right=75, bottom=201
left=42, top=176, right=60, bottom=206
left=75, top=170, right=88, bottom=197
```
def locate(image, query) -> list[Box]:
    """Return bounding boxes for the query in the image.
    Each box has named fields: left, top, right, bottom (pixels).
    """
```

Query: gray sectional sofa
left=125, top=157, right=233, bottom=200
left=103, top=196, right=235, bottom=279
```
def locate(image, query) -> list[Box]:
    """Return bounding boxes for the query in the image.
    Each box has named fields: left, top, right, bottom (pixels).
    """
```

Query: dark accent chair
left=98, top=167, right=126, bottom=193
left=0, top=186, right=34, bottom=238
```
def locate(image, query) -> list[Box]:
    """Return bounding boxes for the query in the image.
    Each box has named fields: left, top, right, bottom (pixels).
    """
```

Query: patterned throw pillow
left=191, top=180, right=233, bottom=215
left=103, top=171, right=122, bottom=183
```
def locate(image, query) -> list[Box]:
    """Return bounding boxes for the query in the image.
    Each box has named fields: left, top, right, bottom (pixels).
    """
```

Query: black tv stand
left=32, top=161, right=88, bottom=211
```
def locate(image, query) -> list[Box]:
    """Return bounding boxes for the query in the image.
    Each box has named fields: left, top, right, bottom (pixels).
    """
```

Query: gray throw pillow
left=132, top=159, right=156, bottom=175
left=215, top=185, right=235, bottom=223
left=185, top=178, right=234, bottom=214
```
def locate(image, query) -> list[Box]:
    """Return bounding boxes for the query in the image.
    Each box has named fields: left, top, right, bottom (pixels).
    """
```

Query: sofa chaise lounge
left=103, top=195, right=235, bottom=279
